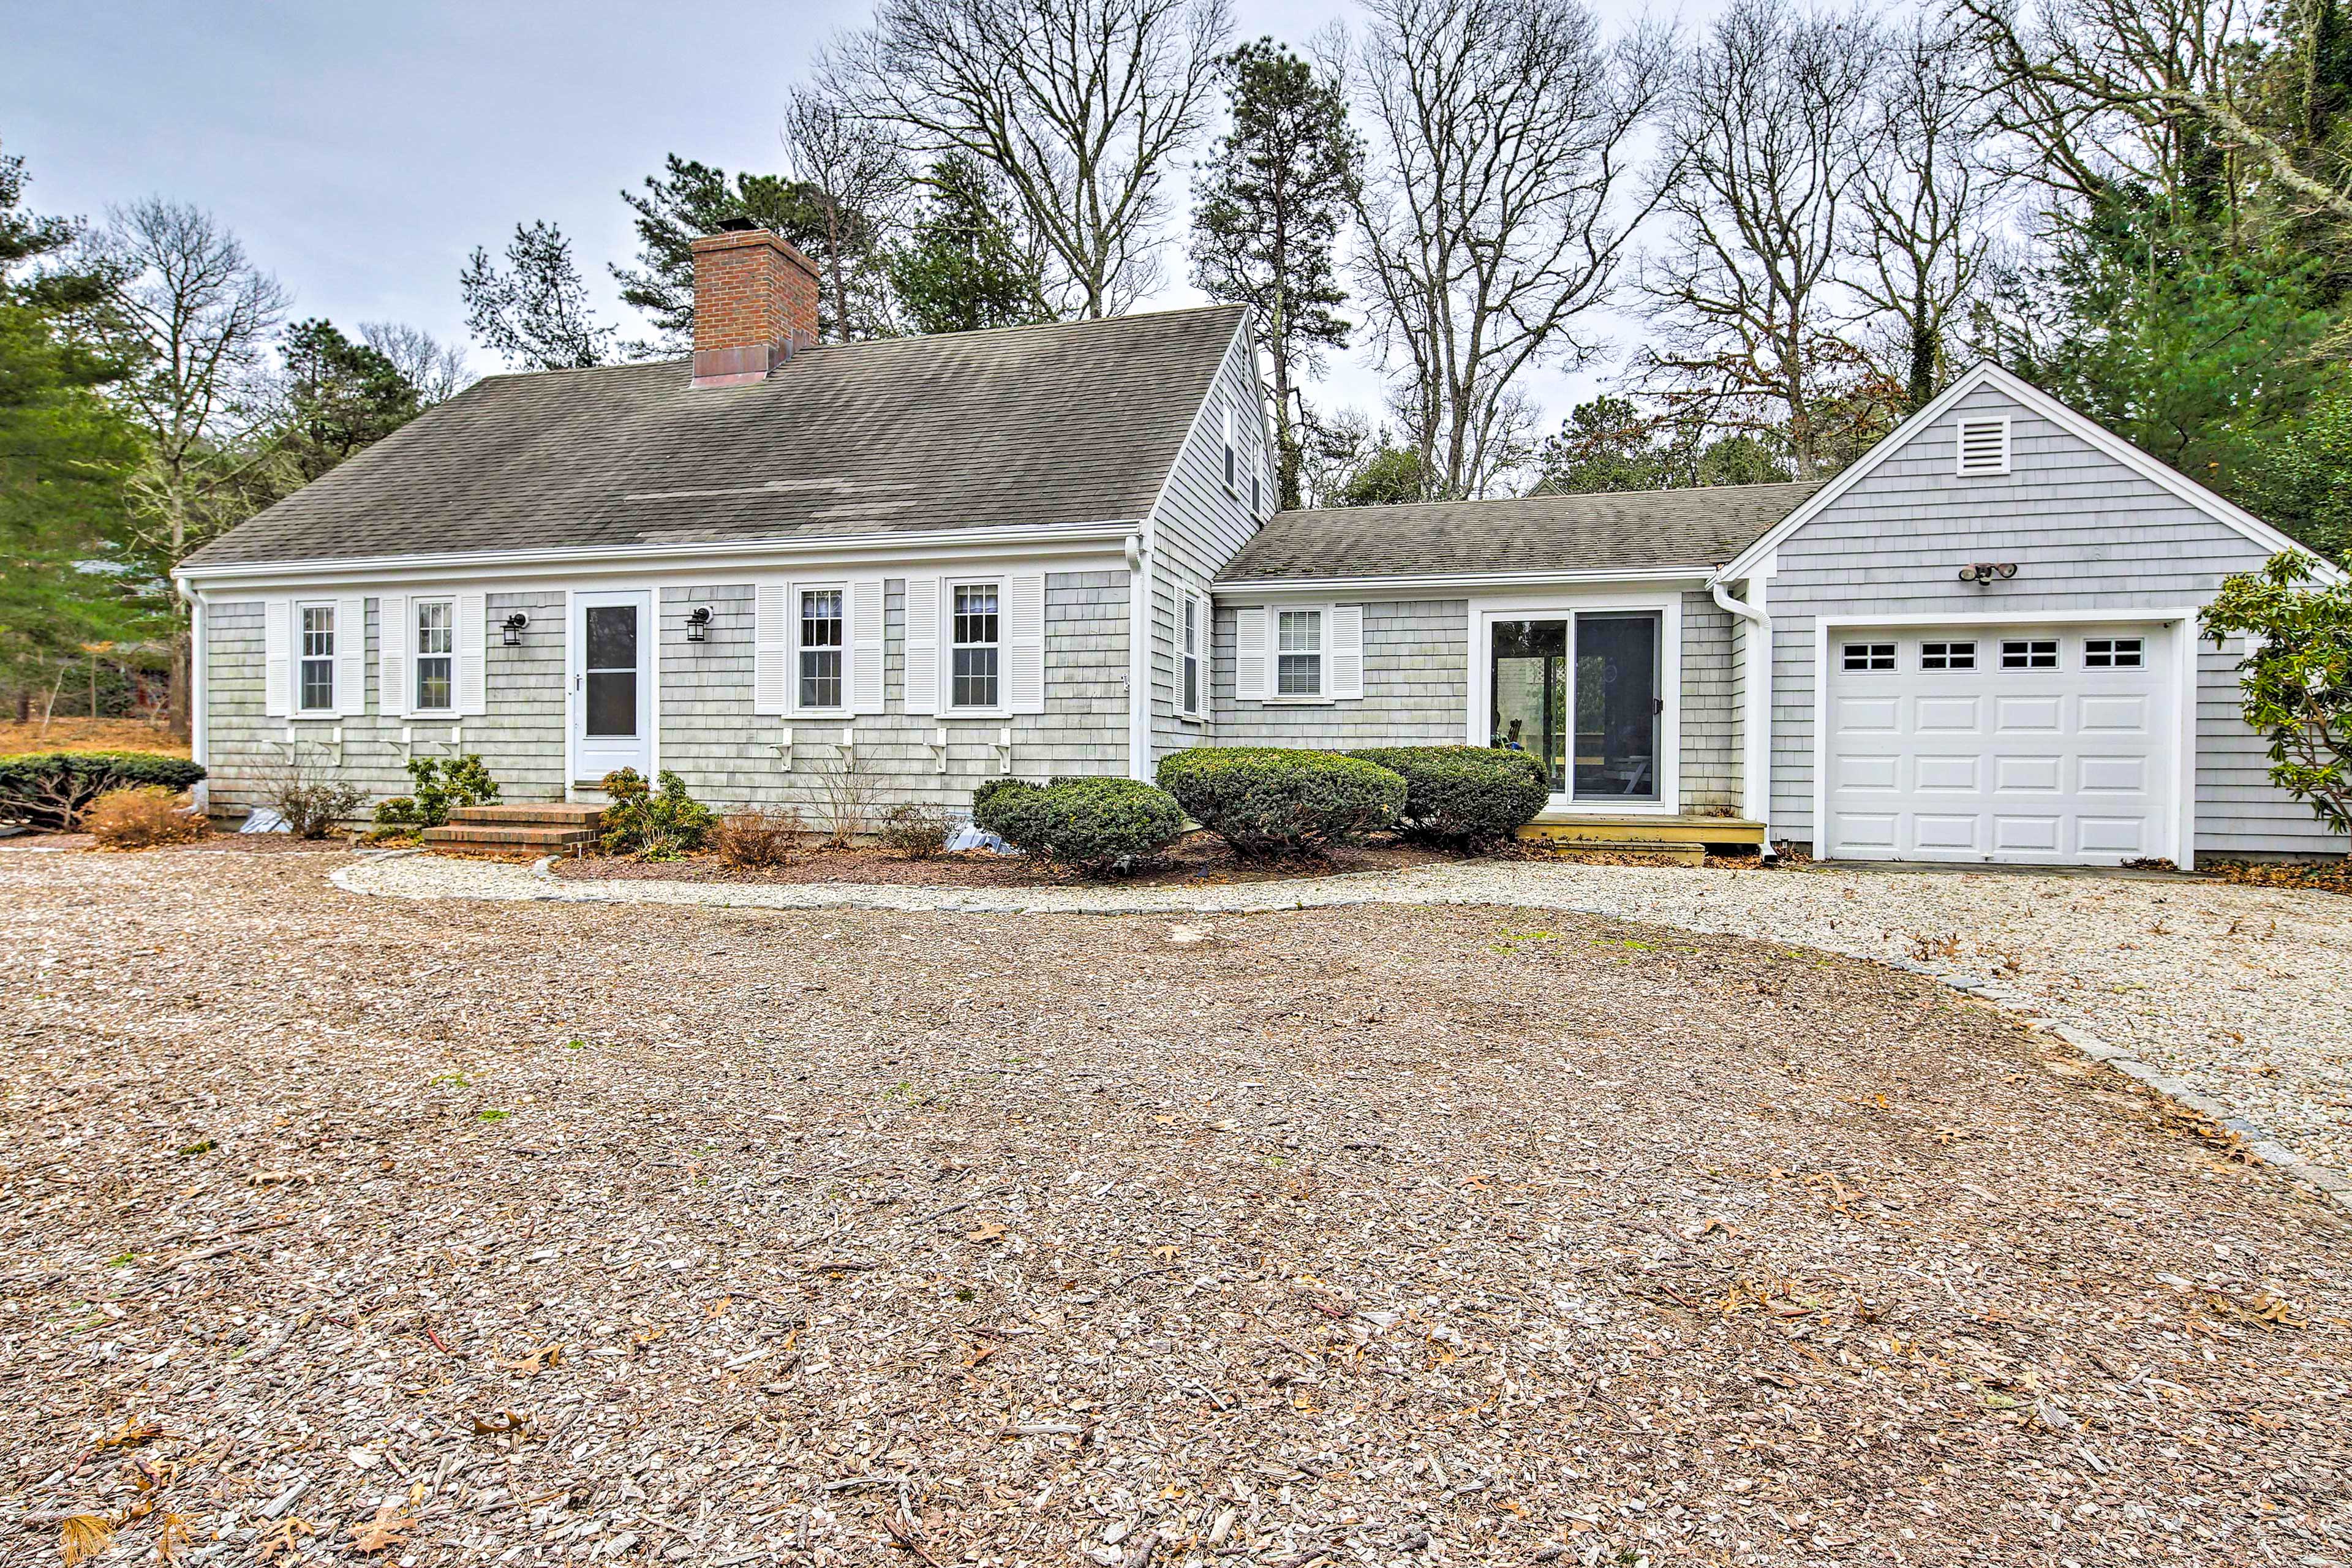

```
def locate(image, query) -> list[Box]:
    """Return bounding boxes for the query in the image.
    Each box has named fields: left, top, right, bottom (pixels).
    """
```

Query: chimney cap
left=714, top=216, right=760, bottom=233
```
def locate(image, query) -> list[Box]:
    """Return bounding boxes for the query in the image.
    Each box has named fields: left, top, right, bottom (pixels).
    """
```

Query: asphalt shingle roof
left=183, top=306, right=1247, bottom=570
left=1215, top=483, right=1826, bottom=584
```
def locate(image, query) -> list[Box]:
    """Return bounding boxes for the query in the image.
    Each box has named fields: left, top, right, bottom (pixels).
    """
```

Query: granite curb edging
left=323, top=854, right=2352, bottom=1214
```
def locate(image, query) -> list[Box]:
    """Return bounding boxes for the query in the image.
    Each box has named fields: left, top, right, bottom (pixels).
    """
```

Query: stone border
left=328, top=854, right=2352, bottom=1212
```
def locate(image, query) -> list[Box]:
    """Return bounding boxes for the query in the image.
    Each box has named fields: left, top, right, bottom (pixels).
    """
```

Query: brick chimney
left=689, top=221, right=821, bottom=387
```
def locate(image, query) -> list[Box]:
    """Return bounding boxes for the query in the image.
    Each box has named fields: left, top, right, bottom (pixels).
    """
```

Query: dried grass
left=81, top=786, right=210, bottom=850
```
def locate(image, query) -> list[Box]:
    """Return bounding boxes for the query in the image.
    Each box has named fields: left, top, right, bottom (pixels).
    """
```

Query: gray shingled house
left=176, top=225, right=2348, bottom=866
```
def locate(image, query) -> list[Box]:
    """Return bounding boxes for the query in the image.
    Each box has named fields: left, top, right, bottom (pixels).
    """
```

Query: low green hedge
left=0, top=752, right=207, bottom=830
left=971, top=776, right=1184, bottom=872
left=1155, top=746, right=1404, bottom=856
left=1349, top=745, right=1550, bottom=846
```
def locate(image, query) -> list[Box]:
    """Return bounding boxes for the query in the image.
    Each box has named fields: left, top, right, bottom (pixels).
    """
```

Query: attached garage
left=1819, top=619, right=2189, bottom=866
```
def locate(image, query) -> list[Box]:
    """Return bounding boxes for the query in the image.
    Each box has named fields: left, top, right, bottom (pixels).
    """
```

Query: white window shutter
left=1006, top=571, right=1046, bottom=714
left=903, top=576, right=941, bottom=716
left=262, top=598, right=291, bottom=718
left=336, top=595, right=365, bottom=717
left=379, top=593, right=408, bottom=720
left=455, top=591, right=489, bottom=716
left=753, top=582, right=790, bottom=715
left=1235, top=607, right=1267, bottom=701
left=849, top=576, right=886, bottom=714
left=1330, top=603, right=1364, bottom=699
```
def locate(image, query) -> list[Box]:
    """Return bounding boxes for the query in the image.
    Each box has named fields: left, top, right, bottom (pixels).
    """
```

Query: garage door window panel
left=2002, top=638, right=2057, bottom=669
left=1920, top=640, right=1976, bottom=671
left=2084, top=636, right=2143, bottom=668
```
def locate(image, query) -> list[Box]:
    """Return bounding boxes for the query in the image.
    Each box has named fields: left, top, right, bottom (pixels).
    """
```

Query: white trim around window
left=1463, top=587, right=1684, bottom=817
left=294, top=599, right=338, bottom=714
left=1178, top=589, right=1209, bottom=720
left=410, top=595, right=458, bottom=716
left=791, top=580, right=850, bottom=716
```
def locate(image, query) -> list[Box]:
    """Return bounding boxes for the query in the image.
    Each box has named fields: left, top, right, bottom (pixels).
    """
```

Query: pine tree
left=888, top=156, right=1047, bottom=335
left=0, top=142, right=153, bottom=709
left=611, top=157, right=834, bottom=354
left=459, top=221, right=614, bottom=371
left=1188, top=39, right=1359, bottom=510
left=271, top=319, right=424, bottom=484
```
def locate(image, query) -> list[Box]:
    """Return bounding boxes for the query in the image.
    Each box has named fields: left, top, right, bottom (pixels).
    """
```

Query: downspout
left=1126, top=533, right=1152, bottom=782
left=178, top=579, right=210, bottom=814
left=1710, top=576, right=1773, bottom=859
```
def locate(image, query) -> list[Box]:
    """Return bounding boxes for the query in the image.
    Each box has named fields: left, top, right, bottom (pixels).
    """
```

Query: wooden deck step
left=1528, top=839, right=1705, bottom=865
left=447, top=802, right=605, bottom=829
left=1519, top=813, right=1764, bottom=847
left=422, top=823, right=597, bottom=851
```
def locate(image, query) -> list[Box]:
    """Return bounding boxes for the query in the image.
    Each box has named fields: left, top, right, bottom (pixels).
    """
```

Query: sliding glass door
left=1489, top=611, right=1660, bottom=803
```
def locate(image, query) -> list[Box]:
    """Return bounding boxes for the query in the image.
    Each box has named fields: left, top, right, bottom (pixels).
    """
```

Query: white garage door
left=1823, top=624, right=2175, bottom=865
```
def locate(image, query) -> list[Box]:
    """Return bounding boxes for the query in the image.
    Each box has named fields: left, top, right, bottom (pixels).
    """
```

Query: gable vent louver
left=1956, top=416, right=2011, bottom=477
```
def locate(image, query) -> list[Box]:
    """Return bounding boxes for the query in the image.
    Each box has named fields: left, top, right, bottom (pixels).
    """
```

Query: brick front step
left=422, top=823, right=597, bottom=851
left=447, top=803, right=605, bottom=829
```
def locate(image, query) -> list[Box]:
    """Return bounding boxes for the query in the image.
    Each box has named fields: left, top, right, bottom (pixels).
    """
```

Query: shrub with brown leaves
left=84, top=786, right=211, bottom=850
left=877, top=802, right=956, bottom=859
left=712, top=807, right=801, bottom=868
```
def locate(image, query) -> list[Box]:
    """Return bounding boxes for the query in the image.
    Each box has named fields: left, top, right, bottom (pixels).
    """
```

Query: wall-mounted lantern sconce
left=501, top=612, right=529, bottom=646
left=1958, top=562, right=2018, bottom=586
left=685, top=605, right=714, bottom=643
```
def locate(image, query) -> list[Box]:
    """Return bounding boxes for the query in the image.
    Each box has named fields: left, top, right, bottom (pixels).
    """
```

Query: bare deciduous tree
left=826, top=0, right=1234, bottom=318
left=1349, top=0, right=1673, bottom=500
left=80, top=198, right=289, bottom=737
left=1953, top=0, right=2349, bottom=223
left=1850, top=20, right=1997, bottom=411
left=780, top=85, right=913, bottom=341
left=358, top=321, right=475, bottom=405
left=1640, top=0, right=1881, bottom=479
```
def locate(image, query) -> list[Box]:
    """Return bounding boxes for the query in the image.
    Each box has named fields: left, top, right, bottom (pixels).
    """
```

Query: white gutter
left=1126, top=534, right=1152, bottom=781
left=1215, top=564, right=1716, bottom=597
left=1710, top=577, right=1774, bottom=857
left=174, top=518, right=1143, bottom=590
left=180, top=580, right=209, bottom=812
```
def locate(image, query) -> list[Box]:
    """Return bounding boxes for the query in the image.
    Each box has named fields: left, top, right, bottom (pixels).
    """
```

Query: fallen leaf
left=966, top=1221, right=1006, bottom=1243
left=95, top=1417, right=164, bottom=1452
left=346, top=1445, right=382, bottom=1471
left=471, top=1409, right=531, bottom=1435
left=256, top=1517, right=314, bottom=1564
left=152, top=1511, right=193, bottom=1563
left=496, top=1343, right=564, bottom=1374
left=59, top=1516, right=114, bottom=1567
left=350, top=1505, right=415, bottom=1555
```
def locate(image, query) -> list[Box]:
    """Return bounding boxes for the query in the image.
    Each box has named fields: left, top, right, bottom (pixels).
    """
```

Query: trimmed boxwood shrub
left=0, top=752, right=207, bottom=830
left=1349, top=745, right=1550, bottom=846
left=971, top=776, right=1184, bottom=872
left=1155, top=746, right=1405, bottom=856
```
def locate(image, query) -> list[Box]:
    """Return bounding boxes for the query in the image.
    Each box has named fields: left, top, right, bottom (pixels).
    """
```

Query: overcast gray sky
left=6, top=0, right=1692, bottom=431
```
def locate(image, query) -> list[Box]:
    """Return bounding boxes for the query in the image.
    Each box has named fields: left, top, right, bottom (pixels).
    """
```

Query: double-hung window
left=951, top=582, right=1001, bottom=709
left=1276, top=608, right=1324, bottom=697
left=297, top=603, right=336, bottom=713
left=797, top=587, right=843, bottom=709
left=413, top=598, right=455, bottom=713
left=1180, top=595, right=1203, bottom=716
left=1221, top=404, right=1237, bottom=494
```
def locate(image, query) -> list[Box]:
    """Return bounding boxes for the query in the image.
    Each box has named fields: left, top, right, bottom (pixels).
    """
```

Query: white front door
left=573, top=590, right=652, bottom=782
left=1824, top=624, right=2174, bottom=865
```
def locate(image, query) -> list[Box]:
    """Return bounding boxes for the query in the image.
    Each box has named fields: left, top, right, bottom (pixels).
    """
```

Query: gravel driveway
left=4, top=846, right=2351, bottom=1567
left=347, top=852, right=2352, bottom=1174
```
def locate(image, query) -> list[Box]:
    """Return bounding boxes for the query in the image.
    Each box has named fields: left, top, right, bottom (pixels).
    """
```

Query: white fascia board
left=1713, top=361, right=2346, bottom=587
left=1211, top=565, right=1716, bottom=600
left=174, top=519, right=1140, bottom=595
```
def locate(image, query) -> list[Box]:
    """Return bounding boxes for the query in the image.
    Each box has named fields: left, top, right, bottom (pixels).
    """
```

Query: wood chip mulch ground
left=4, top=848, right=2350, bottom=1566
left=547, top=833, right=1472, bottom=889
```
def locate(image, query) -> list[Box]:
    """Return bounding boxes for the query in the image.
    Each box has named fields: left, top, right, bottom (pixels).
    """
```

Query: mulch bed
left=551, top=831, right=1480, bottom=888
left=2201, top=857, right=2352, bottom=897
left=3, top=848, right=2348, bottom=1565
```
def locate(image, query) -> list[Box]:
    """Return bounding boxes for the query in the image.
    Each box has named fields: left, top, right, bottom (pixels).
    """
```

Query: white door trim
left=1464, top=588, right=1684, bottom=816
left=566, top=585, right=659, bottom=793
left=1809, top=607, right=2199, bottom=868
